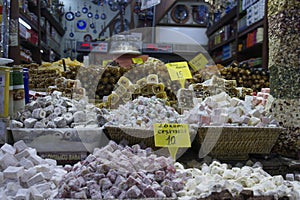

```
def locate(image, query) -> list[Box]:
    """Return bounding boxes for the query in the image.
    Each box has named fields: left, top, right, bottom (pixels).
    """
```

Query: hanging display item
left=65, top=6, right=75, bottom=21
left=76, top=19, right=87, bottom=30
left=87, top=5, right=93, bottom=18
left=109, top=0, right=119, bottom=12
left=171, top=4, right=190, bottom=24
left=113, top=18, right=129, bottom=34
left=192, top=4, right=209, bottom=25
left=83, top=34, right=93, bottom=42
left=82, top=2, right=88, bottom=14
left=95, top=10, right=99, bottom=19
left=69, top=24, right=75, bottom=37
left=75, top=3, right=81, bottom=17
left=90, top=19, right=95, bottom=29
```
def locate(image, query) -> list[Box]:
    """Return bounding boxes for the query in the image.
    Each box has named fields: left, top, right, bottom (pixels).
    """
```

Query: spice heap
left=56, top=141, right=183, bottom=199
left=10, top=91, right=108, bottom=129
left=105, top=96, right=184, bottom=129
left=0, top=141, right=66, bottom=199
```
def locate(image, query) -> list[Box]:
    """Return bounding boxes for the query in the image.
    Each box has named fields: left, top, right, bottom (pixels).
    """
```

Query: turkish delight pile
left=56, top=140, right=184, bottom=199
left=175, top=161, right=300, bottom=199
left=10, top=91, right=108, bottom=129
left=184, top=91, right=278, bottom=127
left=0, top=141, right=66, bottom=199
left=105, top=96, right=184, bottom=129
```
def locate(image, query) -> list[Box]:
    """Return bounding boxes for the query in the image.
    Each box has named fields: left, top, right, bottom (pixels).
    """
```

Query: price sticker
left=189, top=53, right=208, bottom=71
left=154, top=123, right=191, bottom=160
left=166, top=62, right=192, bottom=80
left=132, top=57, right=144, bottom=64
left=102, top=60, right=113, bottom=66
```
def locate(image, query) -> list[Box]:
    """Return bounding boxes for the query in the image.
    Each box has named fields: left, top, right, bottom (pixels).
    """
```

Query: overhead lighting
left=19, top=18, right=31, bottom=30
left=40, top=49, right=44, bottom=53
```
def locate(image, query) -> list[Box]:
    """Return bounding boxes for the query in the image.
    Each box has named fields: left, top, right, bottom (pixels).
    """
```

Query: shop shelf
left=206, top=6, right=237, bottom=36
left=238, top=20, right=264, bottom=38
left=209, top=36, right=236, bottom=52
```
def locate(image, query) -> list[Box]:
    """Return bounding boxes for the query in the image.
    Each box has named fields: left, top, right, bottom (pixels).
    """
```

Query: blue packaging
left=23, top=68, right=29, bottom=104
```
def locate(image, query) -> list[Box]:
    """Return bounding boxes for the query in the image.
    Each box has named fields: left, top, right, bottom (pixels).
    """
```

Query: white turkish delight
left=13, top=140, right=28, bottom=153
left=19, top=157, right=34, bottom=169
left=10, top=120, right=24, bottom=128
left=34, top=121, right=45, bottom=128
left=1, top=144, right=16, bottom=155
left=29, top=186, right=44, bottom=200
left=24, top=118, right=37, bottom=128
left=46, top=121, right=56, bottom=128
left=73, top=111, right=87, bottom=123
left=249, top=117, right=261, bottom=126
left=15, top=188, right=30, bottom=200
left=27, top=154, right=43, bottom=165
left=27, top=172, right=45, bottom=187
left=249, top=109, right=261, bottom=118
left=4, top=166, right=24, bottom=180
left=62, top=112, right=73, bottom=125
left=286, top=173, right=295, bottom=181
left=47, top=113, right=58, bottom=121
left=0, top=153, right=18, bottom=169
left=32, top=108, right=46, bottom=119
left=53, top=117, right=67, bottom=128
left=43, top=105, right=54, bottom=116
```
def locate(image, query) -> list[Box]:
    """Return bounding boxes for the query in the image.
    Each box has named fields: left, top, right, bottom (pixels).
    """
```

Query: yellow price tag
left=189, top=53, right=208, bottom=71
left=154, top=123, right=191, bottom=160
left=102, top=60, right=113, bottom=66
left=132, top=57, right=144, bottom=64
left=166, top=62, right=192, bottom=81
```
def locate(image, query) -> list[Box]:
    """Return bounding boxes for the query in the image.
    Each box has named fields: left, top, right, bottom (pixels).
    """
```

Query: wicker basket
left=103, top=125, right=198, bottom=150
left=195, top=126, right=282, bottom=160
left=103, top=126, right=156, bottom=148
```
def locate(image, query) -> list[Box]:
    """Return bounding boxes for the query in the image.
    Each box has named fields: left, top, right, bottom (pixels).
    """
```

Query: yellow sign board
left=154, top=123, right=191, bottom=147
left=189, top=53, right=208, bottom=71
left=102, top=60, right=113, bottom=66
left=132, top=57, right=144, bottom=64
left=166, top=62, right=192, bottom=81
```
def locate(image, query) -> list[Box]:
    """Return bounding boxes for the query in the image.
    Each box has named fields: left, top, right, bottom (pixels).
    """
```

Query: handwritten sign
left=102, top=60, right=113, bottom=66
left=154, top=123, right=191, bottom=160
left=189, top=53, right=208, bottom=71
left=166, top=62, right=192, bottom=81
left=132, top=57, right=144, bottom=64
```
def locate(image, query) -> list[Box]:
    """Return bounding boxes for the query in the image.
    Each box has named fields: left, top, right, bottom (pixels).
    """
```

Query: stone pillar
left=268, top=0, right=300, bottom=158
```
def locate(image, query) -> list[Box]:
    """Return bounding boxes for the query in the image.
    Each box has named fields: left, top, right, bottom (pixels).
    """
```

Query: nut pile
left=10, top=91, right=108, bottom=129
left=47, top=77, right=86, bottom=100
left=184, top=91, right=277, bottom=127
left=0, top=141, right=66, bottom=199
left=220, top=64, right=269, bottom=92
left=76, top=65, right=127, bottom=100
left=56, top=141, right=183, bottom=199
left=175, top=161, right=300, bottom=199
left=105, top=96, right=184, bottom=129
left=189, top=75, right=253, bottom=100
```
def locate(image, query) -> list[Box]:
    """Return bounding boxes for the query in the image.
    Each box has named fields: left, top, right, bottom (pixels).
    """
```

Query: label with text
left=132, top=57, right=144, bottom=64
left=154, top=123, right=191, bottom=147
left=166, top=62, right=192, bottom=81
left=189, top=53, right=208, bottom=71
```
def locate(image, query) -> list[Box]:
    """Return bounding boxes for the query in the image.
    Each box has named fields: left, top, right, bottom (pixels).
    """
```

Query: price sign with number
left=154, top=123, right=191, bottom=147
left=189, top=53, right=208, bottom=71
left=132, top=57, right=144, bottom=64
left=166, top=62, right=192, bottom=81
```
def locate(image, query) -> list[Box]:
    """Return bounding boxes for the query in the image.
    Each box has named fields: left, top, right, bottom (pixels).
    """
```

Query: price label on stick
left=166, top=62, right=192, bottom=81
left=166, top=61, right=192, bottom=88
left=189, top=53, right=208, bottom=71
left=154, top=123, right=191, bottom=160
